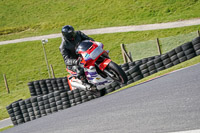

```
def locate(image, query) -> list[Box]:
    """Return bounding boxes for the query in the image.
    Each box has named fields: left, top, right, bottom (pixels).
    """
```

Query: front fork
left=96, top=57, right=113, bottom=78
left=98, top=58, right=111, bottom=71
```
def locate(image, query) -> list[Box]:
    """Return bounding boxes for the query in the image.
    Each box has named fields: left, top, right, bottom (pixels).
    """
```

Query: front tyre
left=105, top=61, right=128, bottom=84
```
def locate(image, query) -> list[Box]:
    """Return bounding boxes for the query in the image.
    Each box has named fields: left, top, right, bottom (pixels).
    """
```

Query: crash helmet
left=61, top=25, right=75, bottom=41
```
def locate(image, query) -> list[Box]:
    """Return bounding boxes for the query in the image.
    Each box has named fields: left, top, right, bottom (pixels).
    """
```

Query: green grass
left=1, top=0, right=200, bottom=41
left=0, top=125, right=13, bottom=132
left=0, top=25, right=200, bottom=120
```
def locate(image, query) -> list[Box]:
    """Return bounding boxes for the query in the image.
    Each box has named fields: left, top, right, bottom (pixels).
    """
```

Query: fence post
left=128, top=52, right=133, bottom=62
left=50, top=64, right=55, bottom=78
left=3, top=74, right=10, bottom=94
left=198, top=30, right=200, bottom=37
left=156, top=38, right=162, bottom=55
left=120, top=44, right=132, bottom=63
left=120, top=44, right=127, bottom=63
left=41, top=39, right=51, bottom=78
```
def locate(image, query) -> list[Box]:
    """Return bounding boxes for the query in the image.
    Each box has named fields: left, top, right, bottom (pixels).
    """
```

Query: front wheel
left=105, top=61, right=128, bottom=84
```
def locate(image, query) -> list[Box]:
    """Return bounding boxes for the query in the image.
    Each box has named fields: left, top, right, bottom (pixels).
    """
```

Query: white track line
left=0, top=118, right=10, bottom=122
left=168, top=129, right=200, bottom=133
left=0, top=118, right=13, bottom=129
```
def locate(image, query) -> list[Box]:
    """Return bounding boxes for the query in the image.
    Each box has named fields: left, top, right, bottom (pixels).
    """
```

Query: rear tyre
left=105, top=61, right=128, bottom=84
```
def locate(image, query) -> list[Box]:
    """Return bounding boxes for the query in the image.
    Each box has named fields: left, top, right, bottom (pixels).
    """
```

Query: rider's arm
left=59, top=39, right=79, bottom=66
left=78, top=31, right=95, bottom=41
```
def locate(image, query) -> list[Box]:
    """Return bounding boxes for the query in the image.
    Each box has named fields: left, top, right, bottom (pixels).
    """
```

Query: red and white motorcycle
left=67, top=40, right=127, bottom=96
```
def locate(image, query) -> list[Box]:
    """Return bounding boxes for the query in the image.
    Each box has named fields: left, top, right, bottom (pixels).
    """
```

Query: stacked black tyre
left=68, top=89, right=95, bottom=107
left=180, top=42, right=195, bottom=60
left=19, top=100, right=30, bottom=123
left=28, top=77, right=70, bottom=96
left=6, top=90, right=67, bottom=125
left=192, top=37, right=200, bottom=56
left=25, top=99, right=34, bottom=121
left=6, top=100, right=24, bottom=125
left=61, top=92, right=71, bottom=109
left=37, top=96, right=46, bottom=117
left=147, top=60, right=157, bottom=75
left=31, top=97, right=41, bottom=119
left=129, top=65, right=143, bottom=82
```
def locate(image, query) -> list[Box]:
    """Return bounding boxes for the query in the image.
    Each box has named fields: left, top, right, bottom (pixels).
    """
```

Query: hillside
left=0, top=0, right=200, bottom=41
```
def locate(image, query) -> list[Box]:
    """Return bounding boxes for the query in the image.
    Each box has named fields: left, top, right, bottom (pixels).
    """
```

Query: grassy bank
left=0, top=25, right=200, bottom=120
left=1, top=0, right=200, bottom=41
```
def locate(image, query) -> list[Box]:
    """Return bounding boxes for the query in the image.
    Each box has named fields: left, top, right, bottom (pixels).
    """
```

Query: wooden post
left=156, top=38, right=162, bottom=55
left=3, top=74, right=10, bottom=94
left=128, top=52, right=133, bottom=62
left=198, top=30, right=200, bottom=37
left=120, top=44, right=133, bottom=63
left=124, top=49, right=133, bottom=63
left=120, top=44, right=127, bottom=63
left=50, top=64, right=55, bottom=78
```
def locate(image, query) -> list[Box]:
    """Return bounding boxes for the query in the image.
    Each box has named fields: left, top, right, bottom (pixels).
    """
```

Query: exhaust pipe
left=70, top=81, right=88, bottom=91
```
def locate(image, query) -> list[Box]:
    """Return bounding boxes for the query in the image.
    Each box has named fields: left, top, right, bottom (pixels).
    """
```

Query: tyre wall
left=106, top=36, right=200, bottom=93
left=6, top=89, right=96, bottom=125
left=28, top=77, right=70, bottom=97
left=6, top=37, right=200, bottom=125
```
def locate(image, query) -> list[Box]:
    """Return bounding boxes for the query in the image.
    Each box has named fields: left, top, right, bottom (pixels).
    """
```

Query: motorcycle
left=67, top=40, right=128, bottom=96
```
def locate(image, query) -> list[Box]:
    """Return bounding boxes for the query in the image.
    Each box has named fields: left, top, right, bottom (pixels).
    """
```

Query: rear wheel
left=105, top=61, right=128, bottom=84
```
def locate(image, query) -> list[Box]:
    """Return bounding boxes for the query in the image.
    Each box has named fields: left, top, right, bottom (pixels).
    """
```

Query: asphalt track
left=2, top=63, right=200, bottom=133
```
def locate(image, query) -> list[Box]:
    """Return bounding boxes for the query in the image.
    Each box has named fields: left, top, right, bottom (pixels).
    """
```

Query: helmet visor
left=64, top=31, right=75, bottom=41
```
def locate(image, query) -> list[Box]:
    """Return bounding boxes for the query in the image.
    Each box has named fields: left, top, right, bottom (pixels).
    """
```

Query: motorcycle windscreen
left=89, top=46, right=104, bottom=60
left=76, top=40, right=93, bottom=53
left=82, top=46, right=104, bottom=61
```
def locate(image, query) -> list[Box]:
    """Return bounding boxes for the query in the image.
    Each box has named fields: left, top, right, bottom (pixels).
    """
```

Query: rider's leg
left=67, top=66, right=95, bottom=91
left=71, top=66, right=85, bottom=79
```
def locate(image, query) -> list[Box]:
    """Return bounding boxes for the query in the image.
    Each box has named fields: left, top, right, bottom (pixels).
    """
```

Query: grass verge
left=0, top=125, right=13, bottom=132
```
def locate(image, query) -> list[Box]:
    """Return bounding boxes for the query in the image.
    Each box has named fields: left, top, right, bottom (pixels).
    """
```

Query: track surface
left=2, top=63, right=200, bottom=133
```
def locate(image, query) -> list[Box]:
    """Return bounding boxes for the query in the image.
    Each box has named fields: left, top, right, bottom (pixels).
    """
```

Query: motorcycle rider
left=59, top=25, right=95, bottom=79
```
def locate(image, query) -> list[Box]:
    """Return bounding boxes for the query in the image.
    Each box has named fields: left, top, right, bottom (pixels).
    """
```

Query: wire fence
left=0, top=64, right=68, bottom=96
left=125, top=31, right=199, bottom=61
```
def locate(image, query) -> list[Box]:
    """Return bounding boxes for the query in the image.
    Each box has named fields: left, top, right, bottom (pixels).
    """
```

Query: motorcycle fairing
left=84, top=67, right=113, bottom=90
left=98, top=58, right=111, bottom=71
left=77, top=41, right=110, bottom=69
